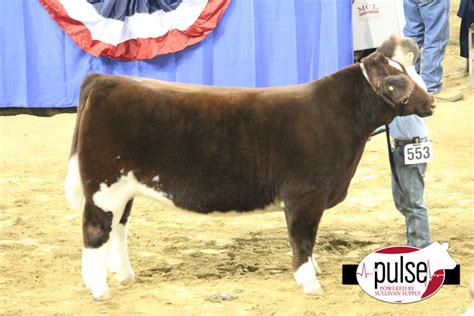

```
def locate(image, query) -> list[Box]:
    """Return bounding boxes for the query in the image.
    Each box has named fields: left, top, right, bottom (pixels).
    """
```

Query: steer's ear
left=361, top=52, right=390, bottom=88
left=376, top=35, right=399, bottom=58
left=379, top=74, right=414, bottom=107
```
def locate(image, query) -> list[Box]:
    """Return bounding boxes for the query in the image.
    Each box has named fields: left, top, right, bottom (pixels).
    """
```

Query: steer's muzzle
left=419, top=95, right=436, bottom=117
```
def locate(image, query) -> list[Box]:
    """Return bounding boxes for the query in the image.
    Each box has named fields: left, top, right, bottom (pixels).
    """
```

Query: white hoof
left=108, top=263, right=119, bottom=274
left=304, top=285, right=325, bottom=296
left=294, top=257, right=324, bottom=296
left=92, top=290, right=112, bottom=301
left=82, top=246, right=110, bottom=300
left=118, top=275, right=136, bottom=286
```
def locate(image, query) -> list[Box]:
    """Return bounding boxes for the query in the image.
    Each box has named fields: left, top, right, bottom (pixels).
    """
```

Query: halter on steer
left=359, top=60, right=414, bottom=194
left=359, top=60, right=415, bottom=116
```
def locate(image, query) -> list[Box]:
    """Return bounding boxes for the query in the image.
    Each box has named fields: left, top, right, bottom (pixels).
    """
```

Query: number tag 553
left=404, top=142, right=433, bottom=165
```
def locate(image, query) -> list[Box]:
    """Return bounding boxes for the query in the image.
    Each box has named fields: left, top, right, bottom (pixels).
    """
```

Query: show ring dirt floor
left=1, top=10, right=473, bottom=316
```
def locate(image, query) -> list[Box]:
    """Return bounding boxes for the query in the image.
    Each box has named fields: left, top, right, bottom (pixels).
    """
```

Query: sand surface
left=1, top=3, right=473, bottom=315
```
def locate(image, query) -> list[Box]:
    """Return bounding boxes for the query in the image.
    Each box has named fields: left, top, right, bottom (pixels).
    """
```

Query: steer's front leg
left=284, top=192, right=326, bottom=295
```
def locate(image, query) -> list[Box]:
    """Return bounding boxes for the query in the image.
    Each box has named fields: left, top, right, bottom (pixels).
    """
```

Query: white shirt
left=388, top=65, right=429, bottom=140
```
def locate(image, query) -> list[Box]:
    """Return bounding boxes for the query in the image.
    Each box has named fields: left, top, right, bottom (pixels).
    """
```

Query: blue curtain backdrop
left=0, top=0, right=353, bottom=108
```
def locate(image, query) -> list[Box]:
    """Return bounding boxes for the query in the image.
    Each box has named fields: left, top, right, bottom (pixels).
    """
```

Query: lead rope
left=384, top=124, right=403, bottom=194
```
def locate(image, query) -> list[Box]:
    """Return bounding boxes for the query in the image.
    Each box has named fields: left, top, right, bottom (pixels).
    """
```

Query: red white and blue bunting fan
left=39, top=0, right=231, bottom=60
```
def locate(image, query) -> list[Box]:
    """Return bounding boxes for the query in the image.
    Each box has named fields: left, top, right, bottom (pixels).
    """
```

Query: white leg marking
left=108, top=223, right=136, bottom=285
left=82, top=242, right=112, bottom=301
left=90, top=171, right=174, bottom=294
left=64, top=154, right=84, bottom=210
left=294, top=257, right=324, bottom=295
left=288, top=245, right=322, bottom=275
left=93, top=173, right=136, bottom=217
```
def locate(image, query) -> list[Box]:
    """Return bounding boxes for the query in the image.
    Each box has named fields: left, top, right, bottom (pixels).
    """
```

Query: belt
left=394, top=137, right=429, bottom=147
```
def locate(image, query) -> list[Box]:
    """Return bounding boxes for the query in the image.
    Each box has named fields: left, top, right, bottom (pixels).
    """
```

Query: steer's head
left=360, top=52, right=435, bottom=119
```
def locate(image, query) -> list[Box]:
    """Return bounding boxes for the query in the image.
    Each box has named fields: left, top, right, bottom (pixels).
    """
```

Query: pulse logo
left=356, top=242, right=457, bottom=303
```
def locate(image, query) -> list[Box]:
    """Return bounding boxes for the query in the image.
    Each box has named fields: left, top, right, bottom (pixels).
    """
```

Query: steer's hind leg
left=82, top=200, right=113, bottom=301
left=108, top=199, right=136, bottom=285
left=284, top=192, right=326, bottom=296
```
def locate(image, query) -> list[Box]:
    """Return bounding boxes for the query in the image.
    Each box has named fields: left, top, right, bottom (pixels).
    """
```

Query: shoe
left=433, top=90, right=464, bottom=102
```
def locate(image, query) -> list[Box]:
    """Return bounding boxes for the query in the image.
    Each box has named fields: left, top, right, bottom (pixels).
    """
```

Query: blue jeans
left=403, top=0, right=450, bottom=93
left=391, top=146, right=432, bottom=248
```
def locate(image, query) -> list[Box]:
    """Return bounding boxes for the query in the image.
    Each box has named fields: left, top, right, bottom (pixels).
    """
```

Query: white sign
left=352, top=0, right=406, bottom=51
left=404, top=142, right=433, bottom=165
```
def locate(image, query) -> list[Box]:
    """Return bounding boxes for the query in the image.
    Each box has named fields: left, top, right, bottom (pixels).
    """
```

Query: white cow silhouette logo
left=418, top=242, right=457, bottom=274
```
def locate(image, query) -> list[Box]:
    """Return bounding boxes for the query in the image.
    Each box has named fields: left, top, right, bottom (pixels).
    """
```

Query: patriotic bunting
left=39, top=0, right=230, bottom=60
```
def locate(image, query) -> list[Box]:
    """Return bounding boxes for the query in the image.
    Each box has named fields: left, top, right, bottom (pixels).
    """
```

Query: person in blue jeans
left=381, top=36, right=433, bottom=248
left=404, top=0, right=461, bottom=101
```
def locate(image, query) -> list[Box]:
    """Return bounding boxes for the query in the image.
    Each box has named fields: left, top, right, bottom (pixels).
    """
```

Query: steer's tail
left=64, top=74, right=99, bottom=210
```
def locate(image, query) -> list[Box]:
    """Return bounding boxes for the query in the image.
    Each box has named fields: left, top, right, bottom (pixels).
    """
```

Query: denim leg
left=418, top=0, right=450, bottom=93
left=403, top=0, right=425, bottom=73
left=391, top=147, right=432, bottom=248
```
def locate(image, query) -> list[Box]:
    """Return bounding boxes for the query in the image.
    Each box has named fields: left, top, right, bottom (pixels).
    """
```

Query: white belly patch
left=92, top=171, right=174, bottom=217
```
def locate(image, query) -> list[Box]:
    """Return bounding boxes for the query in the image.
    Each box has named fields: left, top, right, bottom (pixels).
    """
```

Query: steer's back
left=75, top=74, right=313, bottom=212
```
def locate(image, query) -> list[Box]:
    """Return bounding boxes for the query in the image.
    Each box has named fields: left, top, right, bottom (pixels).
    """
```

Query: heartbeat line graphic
left=425, top=259, right=444, bottom=285
left=356, top=263, right=373, bottom=279
left=356, top=260, right=444, bottom=281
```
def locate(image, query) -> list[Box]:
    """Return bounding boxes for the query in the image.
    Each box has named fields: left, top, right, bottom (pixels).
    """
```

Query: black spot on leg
left=83, top=202, right=113, bottom=248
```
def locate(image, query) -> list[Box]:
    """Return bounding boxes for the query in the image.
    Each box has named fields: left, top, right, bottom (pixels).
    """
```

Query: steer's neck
left=316, top=64, right=397, bottom=140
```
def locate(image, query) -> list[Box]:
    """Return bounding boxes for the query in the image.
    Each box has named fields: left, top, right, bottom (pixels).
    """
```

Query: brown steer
left=65, top=51, right=435, bottom=300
